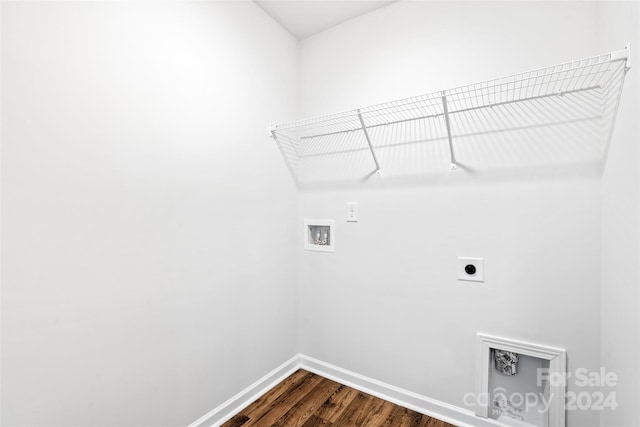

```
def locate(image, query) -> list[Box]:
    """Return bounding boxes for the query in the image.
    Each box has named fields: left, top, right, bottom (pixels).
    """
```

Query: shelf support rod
left=356, top=110, right=382, bottom=175
left=441, top=92, right=458, bottom=171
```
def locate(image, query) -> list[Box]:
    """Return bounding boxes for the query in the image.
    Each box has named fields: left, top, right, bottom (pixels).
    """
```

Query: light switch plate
left=346, top=202, right=358, bottom=222
left=458, top=257, right=484, bottom=282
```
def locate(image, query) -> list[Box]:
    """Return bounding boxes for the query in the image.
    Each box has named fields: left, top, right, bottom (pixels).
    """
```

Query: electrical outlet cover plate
left=458, top=257, right=484, bottom=282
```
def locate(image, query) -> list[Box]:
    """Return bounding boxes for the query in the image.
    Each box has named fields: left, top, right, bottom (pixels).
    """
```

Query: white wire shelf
left=270, top=45, right=630, bottom=185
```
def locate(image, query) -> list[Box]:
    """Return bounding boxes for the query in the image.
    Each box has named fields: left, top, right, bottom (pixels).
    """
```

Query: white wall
left=0, top=2, right=299, bottom=426
left=298, top=2, right=605, bottom=426
left=3, top=2, right=638, bottom=427
left=599, top=2, right=640, bottom=427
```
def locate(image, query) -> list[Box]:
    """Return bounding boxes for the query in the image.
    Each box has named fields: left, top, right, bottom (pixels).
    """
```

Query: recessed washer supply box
left=304, top=219, right=335, bottom=252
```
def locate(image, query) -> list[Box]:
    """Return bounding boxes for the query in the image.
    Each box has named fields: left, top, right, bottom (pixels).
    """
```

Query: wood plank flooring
left=222, top=369, right=457, bottom=427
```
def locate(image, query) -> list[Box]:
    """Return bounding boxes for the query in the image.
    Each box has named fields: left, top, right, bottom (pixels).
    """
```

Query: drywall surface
left=599, top=2, right=640, bottom=427
left=298, top=2, right=603, bottom=426
left=1, top=2, right=299, bottom=426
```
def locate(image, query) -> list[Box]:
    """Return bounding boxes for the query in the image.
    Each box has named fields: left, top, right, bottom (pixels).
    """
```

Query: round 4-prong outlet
left=458, top=257, right=484, bottom=282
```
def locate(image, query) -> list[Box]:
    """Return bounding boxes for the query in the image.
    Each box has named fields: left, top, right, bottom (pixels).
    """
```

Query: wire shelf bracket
left=441, top=92, right=458, bottom=171
left=270, top=45, right=631, bottom=185
left=611, top=43, right=631, bottom=70
left=356, top=109, right=382, bottom=175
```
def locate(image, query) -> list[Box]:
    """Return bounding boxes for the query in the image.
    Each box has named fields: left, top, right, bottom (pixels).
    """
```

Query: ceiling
left=254, top=0, right=398, bottom=40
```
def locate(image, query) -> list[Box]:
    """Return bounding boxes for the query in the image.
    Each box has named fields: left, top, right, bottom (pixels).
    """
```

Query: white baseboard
left=187, top=354, right=300, bottom=427
left=188, top=353, right=504, bottom=427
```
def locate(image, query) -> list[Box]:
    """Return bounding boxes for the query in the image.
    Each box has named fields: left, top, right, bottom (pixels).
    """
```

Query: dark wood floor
left=222, top=369, right=457, bottom=427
